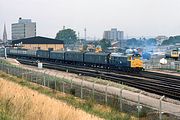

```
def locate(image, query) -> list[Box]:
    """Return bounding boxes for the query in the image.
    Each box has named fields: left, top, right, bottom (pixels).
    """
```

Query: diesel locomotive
left=165, top=48, right=180, bottom=61
left=6, top=48, right=144, bottom=72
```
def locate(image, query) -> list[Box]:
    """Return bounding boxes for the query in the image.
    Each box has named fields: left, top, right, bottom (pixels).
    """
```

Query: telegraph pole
left=78, top=32, right=81, bottom=44
left=84, top=28, right=86, bottom=41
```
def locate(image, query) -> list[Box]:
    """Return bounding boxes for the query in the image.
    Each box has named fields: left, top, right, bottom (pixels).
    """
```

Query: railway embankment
left=0, top=77, right=103, bottom=120
left=0, top=72, right=140, bottom=120
left=0, top=58, right=180, bottom=119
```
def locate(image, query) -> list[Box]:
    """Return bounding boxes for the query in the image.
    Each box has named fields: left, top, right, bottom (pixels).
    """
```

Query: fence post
left=92, top=80, right=96, bottom=100
left=54, top=78, right=57, bottom=90
left=1, top=63, right=3, bottom=71
left=137, top=91, right=143, bottom=120
left=30, top=73, right=32, bottom=81
left=47, top=72, right=50, bottom=87
left=18, top=67, right=21, bottom=77
left=119, top=87, right=124, bottom=111
left=24, top=70, right=26, bottom=80
left=43, top=76, right=46, bottom=86
left=14, top=66, right=17, bottom=76
left=81, top=79, right=83, bottom=99
left=105, top=83, right=109, bottom=104
left=0, top=62, right=1, bottom=69
left=48, top=79, right=50, bottom=87
left=2, top=62, right=4, bottom=71
left=20, top=68, right=23, bottom=78
left=70, top=78, right=73, bottom=89
left=63, top=74, right=65, bottom=80
left=54, top=73, right=58, bottom=90
left=0, top=63, right=1, bottom=70
left=7, top=68, right=9, bottom=74
left=22, top=73, right=24, bottom=80
left=9, top=66, right=12, bottom=74
left=159, top=95, right=165, bottom=120
left=23, top=69, right=26, bottom=79
left=36, top=74, right=38, bottom=83
left=62, top=81, right=65, bottom=93
left=25, top=69, right=28, bottom=80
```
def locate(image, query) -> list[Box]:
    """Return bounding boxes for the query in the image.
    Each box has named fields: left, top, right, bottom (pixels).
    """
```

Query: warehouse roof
left=12, top=36, right=64, bottom=44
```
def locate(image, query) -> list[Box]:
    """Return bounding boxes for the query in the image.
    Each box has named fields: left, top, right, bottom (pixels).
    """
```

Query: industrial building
left=11, top=18, right=36, bottom=40
left=11, top=36, right=64, bottom=51
left=103, top=28, right=124, bottom=41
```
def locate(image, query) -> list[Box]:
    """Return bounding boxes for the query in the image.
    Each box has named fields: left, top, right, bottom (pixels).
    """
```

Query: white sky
left=1, top=0, right=180, bottom=39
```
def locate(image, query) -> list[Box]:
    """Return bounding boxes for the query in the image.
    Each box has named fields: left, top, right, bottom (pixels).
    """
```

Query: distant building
left=103, top=28, right=124, bottom=41
left=3, top=24, right=7, bottom=42
left=12, top=36, right=64, bottom=51
left=155, top=36, right=168, bottom=45
left=175, top=43, right=180, bottom=48
left=11, top=18, right=36, bottom=40
left=103, top=28, right=124, bottom=47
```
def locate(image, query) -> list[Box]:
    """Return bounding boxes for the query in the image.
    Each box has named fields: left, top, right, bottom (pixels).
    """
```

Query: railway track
left=17, top=58, right=180, bottom=100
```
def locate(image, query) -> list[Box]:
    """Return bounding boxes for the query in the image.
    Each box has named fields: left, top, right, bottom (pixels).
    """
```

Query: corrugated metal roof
left=12, top=36, right=64, bottom=44
left=110, top=53, right=127, bottom=57
left=85, top=52, right=110, bottom=56
left=51, top=51, right=65, bottom=53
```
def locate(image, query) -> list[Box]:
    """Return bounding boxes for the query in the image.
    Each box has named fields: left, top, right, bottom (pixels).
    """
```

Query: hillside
left=0, top=78, right=102, bottom=120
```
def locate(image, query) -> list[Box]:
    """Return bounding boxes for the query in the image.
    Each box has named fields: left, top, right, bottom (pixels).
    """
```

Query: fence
left=144, top=58, right=180, bottom=72
left=0, top=59, right=179, bottom=120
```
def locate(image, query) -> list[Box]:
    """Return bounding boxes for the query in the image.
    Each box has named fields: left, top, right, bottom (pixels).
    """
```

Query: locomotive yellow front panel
left=131, top=58, right=143, bottom=68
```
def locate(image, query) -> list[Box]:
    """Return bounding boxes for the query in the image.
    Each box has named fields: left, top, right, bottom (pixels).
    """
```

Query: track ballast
left=17, top=58, right=180, bottom=100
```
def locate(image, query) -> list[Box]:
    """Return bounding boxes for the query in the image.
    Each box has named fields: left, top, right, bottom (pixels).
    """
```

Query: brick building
left=12, top=36, right=64, bottom=51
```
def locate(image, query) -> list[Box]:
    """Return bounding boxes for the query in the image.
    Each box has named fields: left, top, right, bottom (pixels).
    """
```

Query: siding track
left=17, top=58, right=180, bottom=100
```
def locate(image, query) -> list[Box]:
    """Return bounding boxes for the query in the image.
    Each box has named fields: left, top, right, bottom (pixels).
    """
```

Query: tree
left=55, top=29, right=77, bottom=44
left=162, top=36, right=180, bottom=45
left=145, top=38, right=157, bottom=46
left=99, top=39, right=111, bottom=51
left=82, top=44, right=88, bottom=51
left=126, top=38, right=144, bottom=47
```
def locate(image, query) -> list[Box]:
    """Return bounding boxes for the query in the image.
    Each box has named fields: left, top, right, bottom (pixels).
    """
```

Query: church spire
left=3, top=23, right=7, bottom=42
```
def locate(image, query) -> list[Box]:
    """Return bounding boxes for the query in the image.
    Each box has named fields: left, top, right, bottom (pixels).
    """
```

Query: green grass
left=0, top=59, right=11, bottom=65
left=0, top=99, right=13, bottom=120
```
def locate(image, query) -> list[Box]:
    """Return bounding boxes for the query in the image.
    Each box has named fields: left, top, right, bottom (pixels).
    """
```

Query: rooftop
left=12, top=36, right=64, bottom=45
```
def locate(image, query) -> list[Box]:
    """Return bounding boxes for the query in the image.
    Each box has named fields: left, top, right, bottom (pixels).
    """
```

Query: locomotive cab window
left=128, top=56, right=132, bottom=61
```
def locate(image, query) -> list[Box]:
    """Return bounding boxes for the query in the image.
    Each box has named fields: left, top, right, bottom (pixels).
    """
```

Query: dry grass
left=0, top=78, right=103, bottom=120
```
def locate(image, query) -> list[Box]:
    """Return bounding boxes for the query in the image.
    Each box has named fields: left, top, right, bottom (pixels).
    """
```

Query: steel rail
left=16, top=58, right=180, bottom=100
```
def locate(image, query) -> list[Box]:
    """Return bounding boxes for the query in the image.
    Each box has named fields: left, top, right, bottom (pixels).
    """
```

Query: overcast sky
left=1, top=0, right=180, bottom=40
